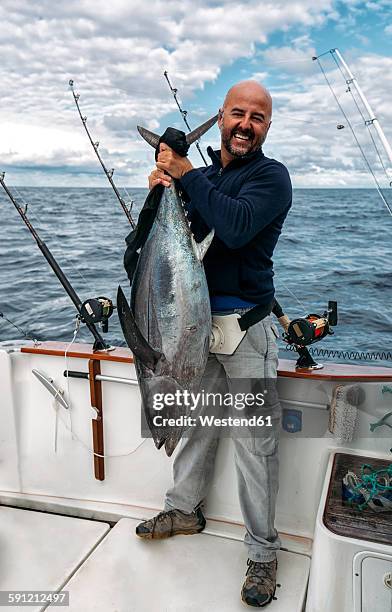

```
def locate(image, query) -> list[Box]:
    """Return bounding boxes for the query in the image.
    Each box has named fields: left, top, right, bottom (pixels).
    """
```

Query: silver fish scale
left=131, top=183, right=212, bottom=454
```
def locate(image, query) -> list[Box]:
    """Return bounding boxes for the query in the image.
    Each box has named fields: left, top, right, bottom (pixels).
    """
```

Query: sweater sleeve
left=180, top=163, right=292, bottom=249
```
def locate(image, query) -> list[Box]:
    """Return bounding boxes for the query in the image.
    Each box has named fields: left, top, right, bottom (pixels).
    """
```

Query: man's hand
left=156, top=143, right=193, bottom=179
left=148, top=168, right=172, bottom=190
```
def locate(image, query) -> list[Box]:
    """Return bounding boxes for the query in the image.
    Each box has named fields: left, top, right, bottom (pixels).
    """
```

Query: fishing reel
left=284, top=301, right=338, bottom=348
left=80, top=297, right=114, bottom=333
left=274, top=300, right=338, bottom=370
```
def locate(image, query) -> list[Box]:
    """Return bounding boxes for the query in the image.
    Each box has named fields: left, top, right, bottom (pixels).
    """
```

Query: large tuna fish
left=117, top=118, right=217, bottom=456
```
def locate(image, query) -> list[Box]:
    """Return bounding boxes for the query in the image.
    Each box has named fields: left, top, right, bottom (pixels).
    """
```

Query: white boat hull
left=1, top=341, right=391, bottom=611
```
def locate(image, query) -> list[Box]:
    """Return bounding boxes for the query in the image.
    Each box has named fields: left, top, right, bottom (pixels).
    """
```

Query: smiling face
left=218, top=81, right=272, bottom=165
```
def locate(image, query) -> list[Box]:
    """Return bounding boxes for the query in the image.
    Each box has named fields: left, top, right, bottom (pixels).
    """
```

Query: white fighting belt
left=210, top=313, right=247, bottom=355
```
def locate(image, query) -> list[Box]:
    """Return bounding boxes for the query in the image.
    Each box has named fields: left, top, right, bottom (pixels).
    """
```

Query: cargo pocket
left=234, top=420, right=279, bottom=457
left=231, top=399, right=281, bottom=457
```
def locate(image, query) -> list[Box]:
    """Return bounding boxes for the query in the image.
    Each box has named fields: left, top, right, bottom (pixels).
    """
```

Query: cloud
left=249, top=72, right=269, bottom=83
left=0, top=0, right=390, bottom=189
left=265, top=51, right=392, bottom=187
left=365, top=0, right=392, bottom=10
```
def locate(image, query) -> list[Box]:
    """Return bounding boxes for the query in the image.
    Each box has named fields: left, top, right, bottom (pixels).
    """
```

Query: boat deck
left=0, top=506, right=109, bottom=612
left=0, top=507, right=310, bottom=612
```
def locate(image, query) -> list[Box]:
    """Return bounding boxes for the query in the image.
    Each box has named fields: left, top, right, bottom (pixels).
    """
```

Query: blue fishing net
left=342, top=463, right=392, bottom=512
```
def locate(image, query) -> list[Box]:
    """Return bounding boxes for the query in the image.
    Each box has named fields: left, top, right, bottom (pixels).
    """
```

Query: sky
left=0, top=0, right=391, bottom=188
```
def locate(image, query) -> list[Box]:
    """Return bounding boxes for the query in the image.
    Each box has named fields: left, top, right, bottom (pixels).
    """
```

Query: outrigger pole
left=68, top=80, right=136, bottom=228
left=314, top=48, right=392, bottom=214
left=331, top=49, right=392, bottom=167
left=0, top=173, right=110, bottom=351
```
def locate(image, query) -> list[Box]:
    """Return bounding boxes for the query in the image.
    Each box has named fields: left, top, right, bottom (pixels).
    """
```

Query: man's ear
left=218, top=108, right=224, bottom=127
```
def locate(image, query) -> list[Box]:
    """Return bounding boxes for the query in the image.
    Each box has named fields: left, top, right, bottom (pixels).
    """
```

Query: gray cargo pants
left=165, top=314, right=281, bottom=563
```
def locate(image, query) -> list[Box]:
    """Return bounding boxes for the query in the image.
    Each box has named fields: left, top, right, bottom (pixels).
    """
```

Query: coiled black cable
left=283, top=344, right=392, bottom=362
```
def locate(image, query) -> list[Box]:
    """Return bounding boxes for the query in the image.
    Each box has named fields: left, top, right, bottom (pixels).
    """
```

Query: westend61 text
left=152, top=415, right=273, bottom=428
left=152, top=390, right=265, bottom=412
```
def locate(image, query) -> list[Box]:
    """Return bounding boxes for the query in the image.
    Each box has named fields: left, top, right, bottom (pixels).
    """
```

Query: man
left=136, top=81, right=292, bottom=608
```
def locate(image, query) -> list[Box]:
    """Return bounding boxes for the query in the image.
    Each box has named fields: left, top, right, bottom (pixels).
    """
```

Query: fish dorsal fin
left=137, top=126, right=160, bottom=149
left=186, top=114, right=218, bottom=145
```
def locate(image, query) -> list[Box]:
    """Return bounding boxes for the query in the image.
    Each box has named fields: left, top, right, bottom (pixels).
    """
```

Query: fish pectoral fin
left=136, top=126, right=160, bottom=149
left=191, top=229, right=215, bottom=261
left=117, top=286, right=163, bottom=370
left=186, top=114, right=219, bottom=145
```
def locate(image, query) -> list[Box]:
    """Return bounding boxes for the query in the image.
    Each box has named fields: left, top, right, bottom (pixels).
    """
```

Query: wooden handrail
left=20, top=341, right=392, bottom=381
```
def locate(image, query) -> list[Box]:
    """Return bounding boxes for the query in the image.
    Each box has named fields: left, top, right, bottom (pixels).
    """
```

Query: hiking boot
left=241, top=558, right=277, bottom=607
left=135, top=507, right=206, bottom=540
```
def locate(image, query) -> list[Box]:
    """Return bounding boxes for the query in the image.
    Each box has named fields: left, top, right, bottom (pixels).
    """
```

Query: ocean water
left=0, top=187, right=391, bottom=365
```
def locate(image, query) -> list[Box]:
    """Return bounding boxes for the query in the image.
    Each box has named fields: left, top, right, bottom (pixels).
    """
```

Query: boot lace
left=151, top=509, right=180, bottom=537
left=246, top=559, right=276, bottom=585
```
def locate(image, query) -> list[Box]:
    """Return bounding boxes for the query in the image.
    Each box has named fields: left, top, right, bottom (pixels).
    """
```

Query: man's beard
left=221, top=126, right=264, bottom=157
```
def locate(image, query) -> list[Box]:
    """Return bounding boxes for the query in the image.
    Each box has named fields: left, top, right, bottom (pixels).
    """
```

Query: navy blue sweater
left=180, top=146, right=292, bottom=307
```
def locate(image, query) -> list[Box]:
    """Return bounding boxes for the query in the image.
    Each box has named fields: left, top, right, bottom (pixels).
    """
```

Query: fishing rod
left=163, top=71, right=209, bottom=167
left=0, top=173, right=114, bottom=352
left=68, top=79, right=136, bottom=228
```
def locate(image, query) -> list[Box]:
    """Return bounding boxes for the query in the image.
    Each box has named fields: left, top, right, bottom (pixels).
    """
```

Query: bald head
left=223, top=80, right=272, bottom=121
left=218, top=80, right=272, bottom=165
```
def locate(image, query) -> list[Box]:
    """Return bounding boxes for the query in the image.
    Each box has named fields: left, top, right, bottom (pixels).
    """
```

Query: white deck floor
left=0, top=506, right=310, bottom=611
left=51, top=518, right=310, bottom=612
left=0, top=506, right=109, bottom=612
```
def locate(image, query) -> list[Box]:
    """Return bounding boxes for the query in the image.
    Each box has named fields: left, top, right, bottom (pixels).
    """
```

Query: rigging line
left=275, top=114, right=317, bottom=124
left=122, top=186, right=137, bottom=212
left=316, top=58, right=392, bottom=217
left=68, top=80, right=136, bottom=228
left=331, top=52, right=392, bottom=185
left=313, top=49, right=338, bottom=60
left=9, top=185, right=92, bottom=289
left=0, top=311, right=38, bottom=344
left=163, top=71, right=209, bottom=167
left=64, top=317, right=80, bottom=437
left=258, top=58, right=313, bottom=65
left=276, top=281, right=307, bottom=311
left=50, top=401, right=147, bottom=457
left=61, top=325, right=147, bottom=458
